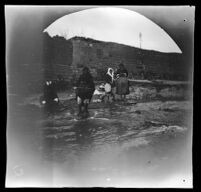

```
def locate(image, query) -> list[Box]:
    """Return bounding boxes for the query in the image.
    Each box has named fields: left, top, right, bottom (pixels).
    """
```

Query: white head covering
left=106, top=68, right=114, bottom=82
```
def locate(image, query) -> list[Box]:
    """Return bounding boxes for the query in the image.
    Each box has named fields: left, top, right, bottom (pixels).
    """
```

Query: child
left=41, top=80, right=60, bottom=115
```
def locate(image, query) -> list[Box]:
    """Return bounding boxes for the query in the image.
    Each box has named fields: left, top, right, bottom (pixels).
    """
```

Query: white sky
left=44, top=7, right=182, bottom=53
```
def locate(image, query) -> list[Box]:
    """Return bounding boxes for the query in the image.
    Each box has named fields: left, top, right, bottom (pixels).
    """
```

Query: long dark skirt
left=116, top=77, right=129, bottom=95
left=76, top=87, right=94, bottom=101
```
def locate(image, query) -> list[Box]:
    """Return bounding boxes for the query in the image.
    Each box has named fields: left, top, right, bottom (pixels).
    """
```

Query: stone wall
left=43, top=34, right=73, bottom=80
left=71, top=37, right=186, bottom=81
left=43, top=35, right=189, bottom=83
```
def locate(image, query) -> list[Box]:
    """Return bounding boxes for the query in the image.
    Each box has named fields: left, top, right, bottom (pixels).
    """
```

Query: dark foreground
left=6, top=90, right=192, bottom=187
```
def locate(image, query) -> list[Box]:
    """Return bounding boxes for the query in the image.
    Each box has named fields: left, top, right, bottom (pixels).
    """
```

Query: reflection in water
left=6, top=98, right=192, bottom=187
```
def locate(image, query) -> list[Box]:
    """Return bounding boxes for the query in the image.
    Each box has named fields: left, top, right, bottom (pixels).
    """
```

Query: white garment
left=106, top=68, right=114, bottom=82
left=77, top=96, right=90, bottom=104
left=104, top=83, right=112, bottom=93
left=94, top=89, right=105, bottom=95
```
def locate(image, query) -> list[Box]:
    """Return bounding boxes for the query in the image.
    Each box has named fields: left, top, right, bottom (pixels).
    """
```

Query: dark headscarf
left=117, top=63, right=128, bottom=77
left=76, top=66, right=95, bottom=90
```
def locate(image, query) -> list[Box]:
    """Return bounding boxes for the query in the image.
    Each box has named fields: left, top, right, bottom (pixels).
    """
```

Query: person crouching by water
left=115, top=63, right=130, bottom=101
left=40, top=80, right=60, bottom=116
left=75, top=67, right=95, bottom=118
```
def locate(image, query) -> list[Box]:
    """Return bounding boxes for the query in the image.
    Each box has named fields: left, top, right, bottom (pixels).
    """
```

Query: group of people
left=41, top=63, right=130, bottom=118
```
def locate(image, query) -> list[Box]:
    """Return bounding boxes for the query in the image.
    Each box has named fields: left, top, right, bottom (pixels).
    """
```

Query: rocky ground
left=6, top=81, right=193, bottom=187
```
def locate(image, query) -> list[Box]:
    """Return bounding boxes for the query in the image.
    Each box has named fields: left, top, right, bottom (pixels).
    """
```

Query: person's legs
left=46, top=101, right=54, bottom=115
left=78, top=104, right=82, bottom=116
left=44, top=103, right=50, bottom=117
left=101, top=95, right=105, bottom=103
left=77, top=96, right=83, bottom=116
left=84, top=103, right=89, bottom=113
left=122, top=95, right=126, bottom=103
left=83, top=99, right=90, bottom=118
left=111, top=90, right=115, bottom=101
left=107, top=94, right=110, bottom=103
left=120, top=95, right=123, bottom=101
left=103, top=94, right=109, bottom=103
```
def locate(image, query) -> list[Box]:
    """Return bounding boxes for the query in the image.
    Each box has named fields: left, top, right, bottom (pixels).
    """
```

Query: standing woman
left=75, top=67, right=95, bottom=118
left=115, top=63, right=130, bottom=101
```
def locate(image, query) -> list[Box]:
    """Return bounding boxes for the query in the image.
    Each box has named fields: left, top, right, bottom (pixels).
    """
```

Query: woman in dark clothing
left=115, top=63, right=130, bottom=100
left=41, top=80, right=60, bottom=115
left=75, top=67, right=95, bottom=118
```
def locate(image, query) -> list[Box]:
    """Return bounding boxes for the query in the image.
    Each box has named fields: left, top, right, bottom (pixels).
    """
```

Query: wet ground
left=6, top=93, right=193, bottom=187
